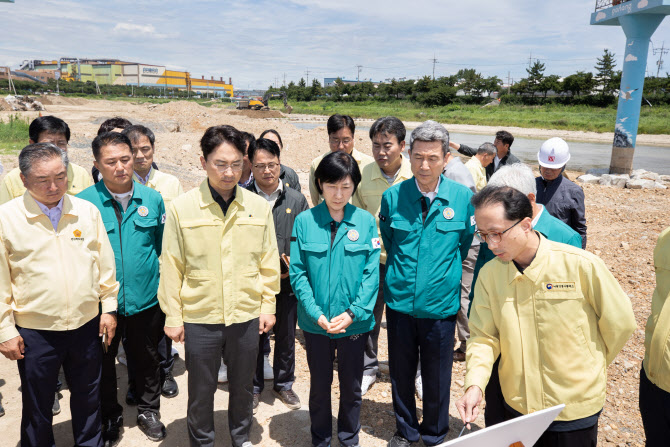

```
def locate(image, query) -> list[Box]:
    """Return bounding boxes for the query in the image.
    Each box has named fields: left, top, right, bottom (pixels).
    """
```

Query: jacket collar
left=97, top=180, right=143, bottom=206
left=198, top=180, right=245, bottom=210
left=407, top=174, right=451, bottom=204
left=314, top=201, right=357, bottom=227
left=370, top=157, right=413, bottom=183
left=23, top=191, right=79, bottom=218
left=507, top=232, right=547, bottom=285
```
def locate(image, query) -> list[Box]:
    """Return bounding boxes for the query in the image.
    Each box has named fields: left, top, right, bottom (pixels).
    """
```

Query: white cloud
left=114, top=23, right=155, bottom=34
left=625, top=54, right=638, bottom=62
left=638, top=0, right=649, bottom=8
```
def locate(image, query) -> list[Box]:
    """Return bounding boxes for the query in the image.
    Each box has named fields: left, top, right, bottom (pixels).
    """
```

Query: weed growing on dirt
left=0, top=114, right=30, bottom=154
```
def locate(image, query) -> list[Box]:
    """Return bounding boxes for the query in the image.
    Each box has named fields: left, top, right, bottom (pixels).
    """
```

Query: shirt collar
left=507, top=232, right=546, bottom=285
left=33, top=196, right=64, bottom=216
left=238, top=171, right=254, bottom=188
left=135, top=167, right=152, bottom=185
left=255, top=179, right=283, bottom=198
left=23, top=191, right=76, bottom=218
left=371, top=157, right=412, bottom=183
left=414, top=176, right=441, bottom=198
left=314, top=201, right=357, bottom=227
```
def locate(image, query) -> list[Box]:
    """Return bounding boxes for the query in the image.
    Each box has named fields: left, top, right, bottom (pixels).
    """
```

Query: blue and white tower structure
left=591, top=0, right=669, bottom=174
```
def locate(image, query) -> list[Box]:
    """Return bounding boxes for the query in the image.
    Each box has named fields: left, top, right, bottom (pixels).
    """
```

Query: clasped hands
left=317, top=312, right=353, bottom=334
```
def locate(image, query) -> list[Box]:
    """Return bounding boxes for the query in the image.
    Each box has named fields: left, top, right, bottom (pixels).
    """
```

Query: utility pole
left=431, top=54, right=438, bottom=80
left=654, top=41, right=668, bottom=77
left=528, top=51, right=533, bottom=68
left=507, top=71, right=511, bottom=94
left=283, top=73, right=286, bottom=88
left=305, top=68, right=310, bottom=85
left=356, top=64, right=363, bottom=82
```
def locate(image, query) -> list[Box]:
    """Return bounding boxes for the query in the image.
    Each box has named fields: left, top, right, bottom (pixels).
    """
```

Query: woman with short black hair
left=290, top=151, right=379, bottom=447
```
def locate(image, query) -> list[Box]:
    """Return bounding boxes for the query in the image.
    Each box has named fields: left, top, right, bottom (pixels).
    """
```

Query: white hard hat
left=537, top=137, right=570, bottom=168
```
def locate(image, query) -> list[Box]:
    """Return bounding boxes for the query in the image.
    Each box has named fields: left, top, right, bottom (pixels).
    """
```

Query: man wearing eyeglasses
left=457, top=186, right=635, bottom=447
left=158, top=125, right=280, bottom=447
left=0, top=116, right=92, bottom=204
left=308, top=114, right=373, bottom=206
left=246, top=138, right=309, bottom=414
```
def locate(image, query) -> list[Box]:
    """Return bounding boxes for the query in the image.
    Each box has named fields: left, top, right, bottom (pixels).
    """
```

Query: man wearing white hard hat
left=535, top=137, right=587, bottom=249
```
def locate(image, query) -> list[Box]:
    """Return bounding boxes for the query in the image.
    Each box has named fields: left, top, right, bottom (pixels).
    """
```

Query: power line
left=654, top=41, right=668, bottom=77
left=355, top=64, right=363, bottom=81
left=430, top=54, right=438, bottom=80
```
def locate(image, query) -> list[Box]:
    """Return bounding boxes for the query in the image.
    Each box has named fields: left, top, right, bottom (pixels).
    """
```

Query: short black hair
left=249, top=138, right=281, bottom=162
left=241, top=131, right=256, bottom=155
left=259, top=129, right=283, bottom=149
left=98, top=117, right=133, bottom=136
left=122, top=124, right=155, bottom=148
left=370, top=116, right=406, bottom=143
left=327, top=114, right=355, bottom=136
left=92, top=132, right=133, bottom=161
left=314, top=152, right=361, bottom=195
left=495, top=130, right=514, bottom=148
left=200, top=125, right=246, bottom=160
left=471, top=186, right=532, bottom=221
left=29, top=116, right=70, bottom=143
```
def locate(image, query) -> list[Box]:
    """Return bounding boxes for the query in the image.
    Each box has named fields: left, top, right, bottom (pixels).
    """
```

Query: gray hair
left=487, top=163, right=537, bottom=196
left=19, top=143, right=69, bottom=177
left=477, top=142, right=497, bottom=156
left=409, top=120, right=449, bottom=155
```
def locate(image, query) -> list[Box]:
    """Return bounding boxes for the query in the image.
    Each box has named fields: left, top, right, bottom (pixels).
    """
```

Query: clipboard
left=438, top=404, right=565, bottom=447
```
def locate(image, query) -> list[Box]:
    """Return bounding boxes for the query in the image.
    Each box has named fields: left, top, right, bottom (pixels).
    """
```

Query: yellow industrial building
left=19, top=58, right=233, bottom=97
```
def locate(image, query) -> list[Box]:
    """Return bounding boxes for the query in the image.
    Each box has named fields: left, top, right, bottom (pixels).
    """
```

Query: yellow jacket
left=0, top=163, right=92, bottom=205
left=0, top=192, right=119, bottom=343
left=133, top=168, right=184, bottom=207
left=352, top=158, right=413, bottom=264
left=158, top=181, right=280, bottom=327
left=466, top=235, right=636, bottom=421
left=308, top=149, right=374, bottom=207
left=464, top=157, right=486, bottom=192
left=643, top=227, right=670, bottom=392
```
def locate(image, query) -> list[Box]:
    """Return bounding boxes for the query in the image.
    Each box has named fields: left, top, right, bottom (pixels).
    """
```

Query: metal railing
left=595, top=0, right=631, bottom=11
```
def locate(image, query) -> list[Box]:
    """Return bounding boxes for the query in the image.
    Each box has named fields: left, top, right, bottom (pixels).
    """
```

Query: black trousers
left=640, top=366, right=670, bottom=446
left=17, top=317, right=102, bottom=447
left=101, top=304, right=164, bottom=420
left=126, top=329, right=176, bottom=388
left=254, top=290, right=298, bottom=393
left=503, top=406, right=597, bottom=447
left=184, top=319, right=259, bottom=447
left=303, top=330, right=368, bottom=447
left=484, top=356, right=506, bottom=427
left=386, top=307, right=456, bottom=446
left=363, top=264, right=386, bottom=376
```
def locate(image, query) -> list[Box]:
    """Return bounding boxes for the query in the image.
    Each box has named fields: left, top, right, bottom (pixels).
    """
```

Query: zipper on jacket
left=112, top=201, right=127, bottom=316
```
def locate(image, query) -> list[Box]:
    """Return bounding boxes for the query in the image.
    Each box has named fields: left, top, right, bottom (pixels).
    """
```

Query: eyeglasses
left=329, top=138, right=352, bottom=147
left=253, top=162, right=279, bottom=171
left=475, top=220, right=522, bottom=244
left=214, top=161, right=244, bottom=172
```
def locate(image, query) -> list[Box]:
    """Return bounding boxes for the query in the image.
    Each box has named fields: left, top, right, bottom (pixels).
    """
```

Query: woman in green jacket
left=290, top=152, right=380, bottom=447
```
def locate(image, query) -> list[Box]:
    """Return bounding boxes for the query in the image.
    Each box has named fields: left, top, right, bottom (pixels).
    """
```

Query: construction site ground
left=0, top=97, right=668, bottom=446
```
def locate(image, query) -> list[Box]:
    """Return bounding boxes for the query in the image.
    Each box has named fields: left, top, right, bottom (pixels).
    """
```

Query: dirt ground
left=0, top=98, right=668, bottom=446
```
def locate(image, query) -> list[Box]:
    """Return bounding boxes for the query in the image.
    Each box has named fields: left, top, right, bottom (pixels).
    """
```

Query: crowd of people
left=0, top=112, right=666, bottom=447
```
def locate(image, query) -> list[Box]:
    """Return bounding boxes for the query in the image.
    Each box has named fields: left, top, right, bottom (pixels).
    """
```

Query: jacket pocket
left=181, top=270, right=219, bottom=315
left=235, top=218, right=266, bottom=254
left=436, top=221, right=465, bottom=233
left=390, top=219, right=414, bottom=242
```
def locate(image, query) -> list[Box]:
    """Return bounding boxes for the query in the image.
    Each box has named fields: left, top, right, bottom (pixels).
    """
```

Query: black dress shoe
left=388, top=432, right=411, bottom=447
left=102, top=415, right=123, bottom=447
left=126, top=387, right=138, bottom=406
left=161, top=372, right=179, bottom=398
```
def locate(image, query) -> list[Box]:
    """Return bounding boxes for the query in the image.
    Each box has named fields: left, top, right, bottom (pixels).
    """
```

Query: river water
left=290, top=122, right=670, bottom=174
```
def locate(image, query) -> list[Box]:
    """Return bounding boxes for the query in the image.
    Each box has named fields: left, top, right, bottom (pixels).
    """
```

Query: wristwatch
left=345, top=308, right=355, bottom=321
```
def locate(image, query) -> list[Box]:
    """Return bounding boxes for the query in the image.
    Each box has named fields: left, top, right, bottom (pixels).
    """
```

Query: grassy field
left=0, top=114, right=30, bottom=155
left=271, top=100, right=670, bottom=134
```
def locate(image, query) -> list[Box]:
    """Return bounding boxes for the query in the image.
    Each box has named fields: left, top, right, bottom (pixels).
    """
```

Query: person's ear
left=200, top=155, right=207, bottom=170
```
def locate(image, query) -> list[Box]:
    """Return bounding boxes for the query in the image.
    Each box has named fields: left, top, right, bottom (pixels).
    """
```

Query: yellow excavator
left=236, top=91, right=292, bottom=113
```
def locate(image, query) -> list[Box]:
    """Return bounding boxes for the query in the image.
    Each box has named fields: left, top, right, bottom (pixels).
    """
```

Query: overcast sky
left=2, top=0, right=670, bottom=89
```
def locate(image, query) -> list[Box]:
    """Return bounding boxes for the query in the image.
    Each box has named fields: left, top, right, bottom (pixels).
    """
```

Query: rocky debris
left=599, top=174, right=629, bottom=188
left=579, top=169, right=668, bottom=190
left=4, top=95, right=46, bottom=111
left=620, top=241, right=630, bottom=250
left=576, top=174, right=601, bottom=184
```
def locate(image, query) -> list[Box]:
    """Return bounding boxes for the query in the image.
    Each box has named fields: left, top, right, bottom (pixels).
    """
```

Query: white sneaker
left=415, top=374, right=423, bottom=401
left=218, top=361, right=228, bottom=383
left=361, top=374, right=376, bottom=396
left=263, top=355, right=273, bottom=380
